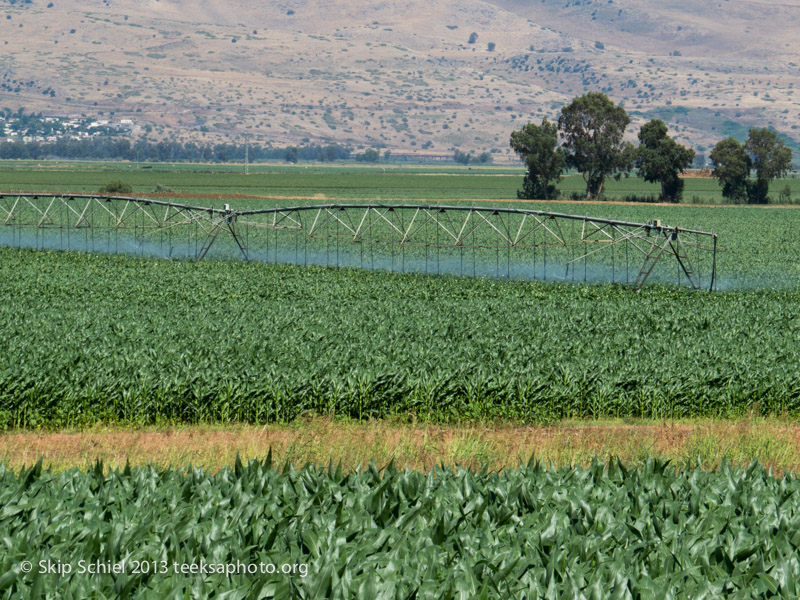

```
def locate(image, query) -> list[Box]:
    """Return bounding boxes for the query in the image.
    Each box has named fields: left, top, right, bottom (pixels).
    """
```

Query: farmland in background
left=1, top=160, right=799, bottom=203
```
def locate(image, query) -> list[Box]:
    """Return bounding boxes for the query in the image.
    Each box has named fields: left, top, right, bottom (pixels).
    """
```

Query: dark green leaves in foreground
left=1, top=247, right=800, bottom=427
left=2, top=459, right=800, bottom=598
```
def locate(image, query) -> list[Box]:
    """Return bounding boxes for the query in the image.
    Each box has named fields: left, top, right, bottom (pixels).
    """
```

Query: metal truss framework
left=0, top=194, right=718, bottom=290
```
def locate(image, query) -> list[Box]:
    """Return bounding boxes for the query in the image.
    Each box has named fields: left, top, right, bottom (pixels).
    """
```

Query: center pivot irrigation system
left=0, top=193, right=718, bottom=290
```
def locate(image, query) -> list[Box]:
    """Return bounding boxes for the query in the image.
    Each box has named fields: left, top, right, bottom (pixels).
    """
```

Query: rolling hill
left=1, top=0, right=799, bottom=159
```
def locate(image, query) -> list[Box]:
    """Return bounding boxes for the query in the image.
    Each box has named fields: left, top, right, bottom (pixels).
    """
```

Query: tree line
left=0, top=137, right=354, bottom=163
left=0, top=136, right=487, bottom=166
left=510, top=92, right=793, bottom=203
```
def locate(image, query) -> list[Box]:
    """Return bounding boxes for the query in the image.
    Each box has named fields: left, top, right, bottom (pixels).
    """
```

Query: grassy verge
left=3, top=417, right=799, bottom=475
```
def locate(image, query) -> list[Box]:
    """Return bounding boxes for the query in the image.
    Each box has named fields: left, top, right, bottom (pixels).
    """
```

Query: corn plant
left=2, top=458, right=800, bottom=598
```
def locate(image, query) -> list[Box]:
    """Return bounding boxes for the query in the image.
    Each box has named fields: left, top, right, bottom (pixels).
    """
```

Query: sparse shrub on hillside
left=468, top=32, right=478, bottom=44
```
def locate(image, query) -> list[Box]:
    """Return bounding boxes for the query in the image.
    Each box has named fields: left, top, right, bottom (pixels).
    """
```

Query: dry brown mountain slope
left=1, top=0, right=798, bottom=158
left=489, top=0, right=800, bottom=58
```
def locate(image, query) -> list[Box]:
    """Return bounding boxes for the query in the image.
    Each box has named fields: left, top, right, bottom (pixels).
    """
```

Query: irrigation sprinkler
left=0, top=194, right=719, bottom=290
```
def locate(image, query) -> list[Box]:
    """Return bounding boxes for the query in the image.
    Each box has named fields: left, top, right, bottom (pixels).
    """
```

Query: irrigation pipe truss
left=0, top=194, right=719, bottom=291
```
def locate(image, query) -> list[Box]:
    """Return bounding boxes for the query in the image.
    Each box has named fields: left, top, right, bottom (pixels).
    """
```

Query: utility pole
left=243, top=133, right=250, bottom=175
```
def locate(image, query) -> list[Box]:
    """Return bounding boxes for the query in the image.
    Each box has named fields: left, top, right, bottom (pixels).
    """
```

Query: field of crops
left=2, top=160, right=799, bottom=202
left=1, top=245, right=798, bottom=428
left=1, top=161, right=799, bottom=427
left=3, top=458, right=800, bottom=597
left=2, top=161, right=800, bottom=597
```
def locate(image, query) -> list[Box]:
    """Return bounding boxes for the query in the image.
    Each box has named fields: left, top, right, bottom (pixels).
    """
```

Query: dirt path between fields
left=2, top=418, right=797, bottom=474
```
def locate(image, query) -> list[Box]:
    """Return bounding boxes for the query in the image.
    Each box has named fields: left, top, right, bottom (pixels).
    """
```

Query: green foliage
left=693, top=151, right=706, bottom=169
left=616, top=193, right=660, bottom=203
left=558, top=93, right=635, bottom=199
left=97, top=180, right=133, bottom=195
left=1, top=238, right=800, bottom=428
left=509, top=118, right=565, bottom=199
left=452, top=150, right=491, bottom=165
left=711, top=137, right=751, bottom=203
left=0, top=134, right=353, bottom=163
left=712, top=131, right=793, bottom=204
left=779, top=184, right=793, bottom=204
left=745, top=128, right=793, bottom=204
left=4, top=458, right=800, bottom=597
left=355, top=148, right=380, bottom=163
left=635, top=119, right=695, bottom=203
left=453, top=149, right=472, bottom=164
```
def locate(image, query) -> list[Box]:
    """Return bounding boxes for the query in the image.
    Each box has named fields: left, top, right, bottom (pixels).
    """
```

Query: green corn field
left=1, top=244, right=799, bottom=428
left=2, top=457, right=800, bottom=598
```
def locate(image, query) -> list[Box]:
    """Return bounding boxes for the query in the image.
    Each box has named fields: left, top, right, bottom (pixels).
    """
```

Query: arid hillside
left=1, top=0, right=799, bottom=158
